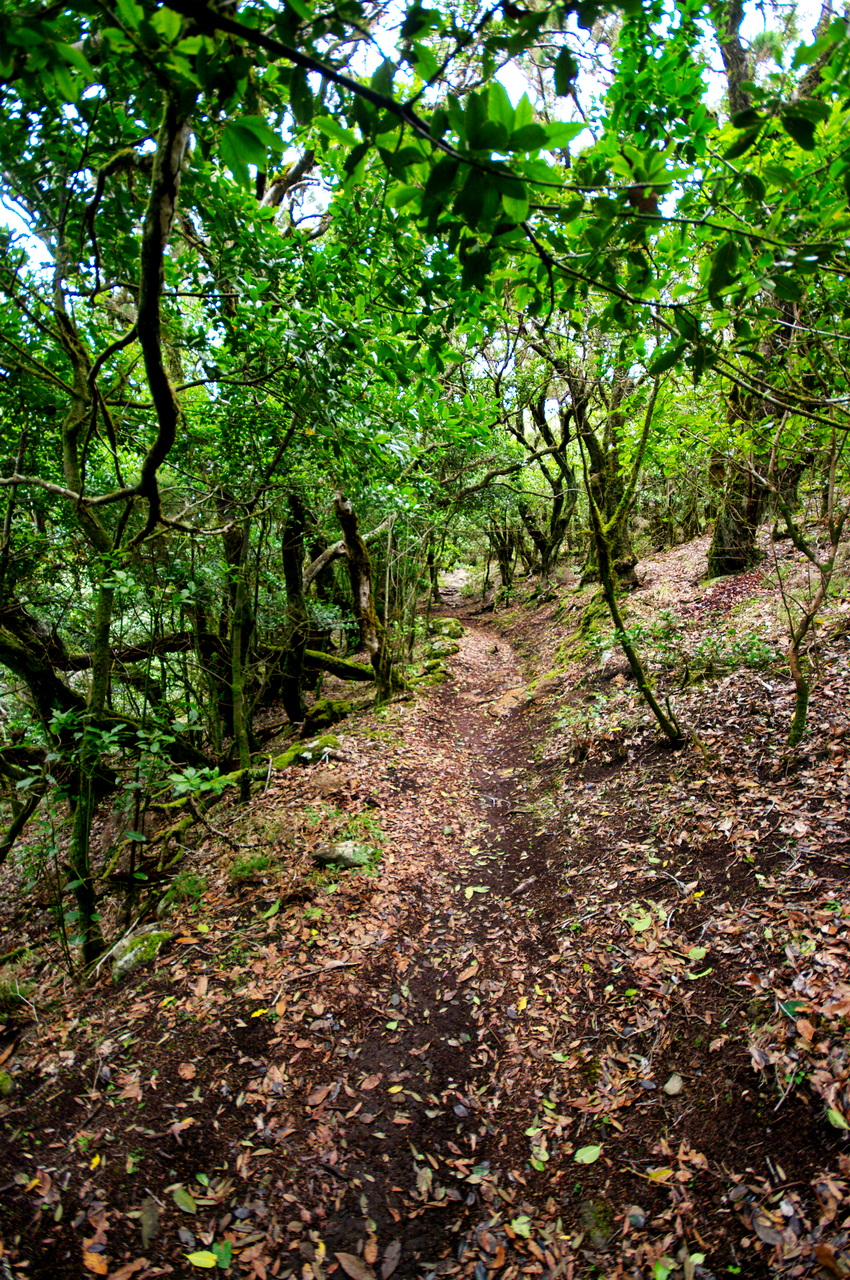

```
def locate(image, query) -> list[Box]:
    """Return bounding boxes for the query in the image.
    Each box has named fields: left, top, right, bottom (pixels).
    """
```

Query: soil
left=2, top=538, right=850, bottom=1280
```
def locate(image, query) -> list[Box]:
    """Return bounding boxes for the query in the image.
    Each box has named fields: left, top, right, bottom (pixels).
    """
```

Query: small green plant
left=163, top=871, right=208, bottom=906
left=167, top=766, right=234, bottom=798
left=0, top=967, right=32, bottom=1012
left=229, top=852, right=273, bottom=881
left=342, top=812, right=385, bottom=844
left=303, top=905, right=324, bottom=921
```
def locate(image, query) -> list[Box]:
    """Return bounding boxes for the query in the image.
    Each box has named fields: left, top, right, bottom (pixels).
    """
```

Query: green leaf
left=185, top=1253, right=218, bottom=1269
left=708, top=238, right=739, bottom=298
left=510, top=1215, right=533, bottom=1238
left=212, top=1240, right=233, bottom=1268
left=730, top=108, right=761, bottom=129
left=687, top=945, right=707, bottom=961
left=544, top=121, right=586, bottom=148
left=501, top=191, right=530, bottom=222
left=261, top=899, right=280, bottom=920
left=827, top=1108, right=850, bottom=1130
left=725, top=126, right=761, bottom=159
left=553, top=47, right=578, bottom=95
left=648, top=341, right=686, bottom=375
left=315, top=116, right=358, bottom=146
left=508, top=123, right=548, bottom=151
left=370, top=57, right=395, bottom=96
left=779, top=114, right=815, bottom=150
left=172, top=1186, right=197, bottom=1214
left=290, top=66, right=313, bottom=126
left=387, top=183, right=420, bottom=209
left=574, top=1144, right=602, bottom=1164
left=763, top=163, right=796, bottom=187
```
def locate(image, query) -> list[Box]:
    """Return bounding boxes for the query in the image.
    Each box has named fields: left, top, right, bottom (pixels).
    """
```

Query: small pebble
left=663, top=1073, right=684, bottom=1096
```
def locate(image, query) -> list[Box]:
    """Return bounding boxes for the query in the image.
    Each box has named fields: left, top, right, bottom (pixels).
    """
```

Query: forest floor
left=2, top=534, right=850, bottom=1280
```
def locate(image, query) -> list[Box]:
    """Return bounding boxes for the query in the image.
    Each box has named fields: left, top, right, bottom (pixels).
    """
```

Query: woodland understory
left=2, top=526, right=850, bottom=1280
left=4, top=0, right=850, bottom=1274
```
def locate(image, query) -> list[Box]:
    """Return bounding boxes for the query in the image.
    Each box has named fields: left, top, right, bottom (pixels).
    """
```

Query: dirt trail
left=5, top=602, right=825, bottom=1279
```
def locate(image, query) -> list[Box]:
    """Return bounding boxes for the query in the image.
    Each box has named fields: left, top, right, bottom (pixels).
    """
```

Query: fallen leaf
left=457, top=964, right=478, bottom=983
left=335, top=1251, right=377, bottom=1280
left=184, top=1252, right=218, bottom=1269
left=172, top=1186, right=197, bottom=1214
left=574, top=1145, right=602, bottom=1164
left=82, top=1252, right=108, bottom=1276
left=360, top=1074, right=382, bottom=1090
left=107, top=1260, right=148, bottom=1280
left=307, top=1084, right=332, bottom=1106
left=381, top=1240, right=402, bottom=1280
left=178, top=1063, right=197, bottom=1081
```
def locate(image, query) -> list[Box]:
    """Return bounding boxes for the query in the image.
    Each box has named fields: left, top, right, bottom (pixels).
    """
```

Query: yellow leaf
left=90, top=1153, right=100, bottom=1169
left=185, top=1251, right=218, bottom=1268
left=388, top=1085, right=403, bottom=1094
left=517, top=996, right=528, bottom=1012
left=251, top=1008, right=268, bottom=1018
left=82, top=1250, right=109, bottom=1275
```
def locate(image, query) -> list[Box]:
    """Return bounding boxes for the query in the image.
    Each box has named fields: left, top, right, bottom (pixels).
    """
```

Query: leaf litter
left=1, top=536, right=850, bottom=1278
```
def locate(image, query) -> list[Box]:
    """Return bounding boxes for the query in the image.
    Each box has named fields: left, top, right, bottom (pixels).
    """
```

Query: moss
left=429, top=618, right=465, bottom=639
left=273, top=734, right=340, bottom=769
left=425, top=638, right=459, bottom=660
left=112, top=927, right=172, bottom=981
left=304, top=699, right=353, bottom=732
left=0, top=1070, right=13, bottom=1096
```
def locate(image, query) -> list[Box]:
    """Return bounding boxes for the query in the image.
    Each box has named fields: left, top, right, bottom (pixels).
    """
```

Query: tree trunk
left=334, top=492, right=398, bottom=702
left=707, top=463, right=768, bottom=576
left=280, top=496, right=308, bottom=724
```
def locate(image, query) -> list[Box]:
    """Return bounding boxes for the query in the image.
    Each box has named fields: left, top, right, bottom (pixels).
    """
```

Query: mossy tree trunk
left=580, top=381, right=684, bottom=748
left=280, top=495, right=309, bottom=724
left=334, top=492, right=398, bottom=702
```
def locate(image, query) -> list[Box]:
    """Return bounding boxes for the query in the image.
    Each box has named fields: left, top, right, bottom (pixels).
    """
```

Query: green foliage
left=228, top=852, right=274, bottom=881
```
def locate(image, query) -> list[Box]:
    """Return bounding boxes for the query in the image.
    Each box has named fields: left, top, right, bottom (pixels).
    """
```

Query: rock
left=272, top=734, right=340, bottom=769
left=303, top=699, right=353, bottom=733
left=663, top=1072, right=684, bottom=1096
left=410, top=670, right=449, bottom=686
left=429, top=618, right=465, bottom=639
left=425, top=638, right=460, bottom=660
left=579, top=1197, right=614, bottom=1247
left=624, top=1204, right=646, bottom=1229
left=112, top=924, right=172, bottom=982
left=313, top=840, right=376, bottom=870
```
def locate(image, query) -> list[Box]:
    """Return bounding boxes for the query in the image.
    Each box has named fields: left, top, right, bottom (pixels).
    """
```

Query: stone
left=303, top=699, right=353, bottom=732
left=579, top=1197, right=614, bottom=1248
left=425, top=638, right=460, bottom=660
left=313, top=840, right=376, bottom=870
left=625, top=1205, right=646, bottom=1229
left=663, top=1072, right=684, bottom=1096
left=112, top=924, right=172, bottom=982
left=272, top=734, right=340, bottom=769
left=429, top=617, right=465, bottom=639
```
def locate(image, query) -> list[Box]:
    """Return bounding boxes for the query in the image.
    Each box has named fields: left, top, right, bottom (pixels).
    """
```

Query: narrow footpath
left=1, top=605, right=826, bottom=1280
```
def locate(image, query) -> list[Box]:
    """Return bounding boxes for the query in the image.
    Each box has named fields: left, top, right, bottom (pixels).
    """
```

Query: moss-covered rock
left=425, top=638, right=460, bottom=660
left=579, top=1198, right=614, bottom=1248
left=0, top=1069, right=13, bottom=1096
left=429, top=618, right=465, bottom=639
left=112, top=925, right=172, bottom=982
left=313, top=840, right=376, bottom=870
left=410, top=670, right=449, bottom=686
left=304, top=699, right=353, bottom=733
left=272, top=734, right=340, bottom=769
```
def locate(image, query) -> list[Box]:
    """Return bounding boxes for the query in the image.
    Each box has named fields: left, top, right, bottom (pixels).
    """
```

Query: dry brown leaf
left=106, top=1260, right=148, bottom=1280
left=82, top=1251, right=109, bottom=1275
left=360, top=1073, right=382, bottom=1090
left=177, top=1062, right=197, bottom=1080
left=364, top=1239, right=378, bottom=1265
left=380, top=1239, right=402, bottom=1279
left=457, top=964, right=478, bottom=983
left=306, top=1083, right=332, bottom=1106
left=334, top=1251, right=377, bottom=1280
